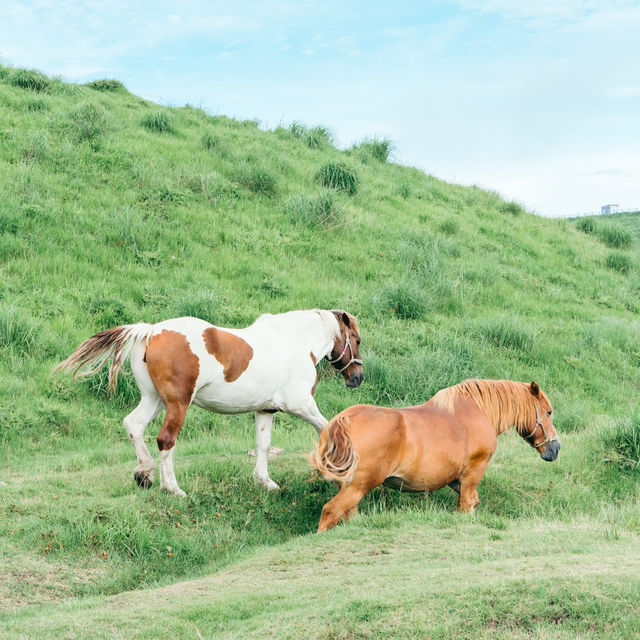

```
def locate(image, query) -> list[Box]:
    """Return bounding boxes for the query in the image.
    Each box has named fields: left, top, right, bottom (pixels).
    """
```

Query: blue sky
left=1, top=1, right=639, bottom=216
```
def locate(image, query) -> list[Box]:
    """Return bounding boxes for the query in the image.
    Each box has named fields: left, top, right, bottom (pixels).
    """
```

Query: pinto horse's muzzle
left=540, top=439, right=561, bottom=462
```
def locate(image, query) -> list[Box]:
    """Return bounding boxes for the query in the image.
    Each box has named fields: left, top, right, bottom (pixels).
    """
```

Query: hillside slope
left=1, top=66, right=639, bottom=636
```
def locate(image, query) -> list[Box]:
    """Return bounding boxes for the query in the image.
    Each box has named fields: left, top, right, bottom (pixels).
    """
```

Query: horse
left=55, top=309, right=364, bottom=496
left=309, top=379, right=560, bottom=532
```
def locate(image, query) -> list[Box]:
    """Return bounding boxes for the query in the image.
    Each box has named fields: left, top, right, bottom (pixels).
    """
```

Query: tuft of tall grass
left=170, top=291, right=224, bottom=323
left=379, top=281, right=428, bottom=320
left=501, top=201, right=524, bottom=216
left=288, top=121, right=334, bottom=148
left=234, top=164, right=278, bottom=197
left=86, top=79, right=126, bottom=92
left=71, top=103, right=108, bottom=142
left=396, top=184, right=411, bottom=199
left=22, top=131, right=52, bottom=163
left=315, top=162, right=359, bottom=196
left=477, top=316, right=536, bottom=353
left=576, top=217, right=596, bottom=234
left=10, top=69, right=50, bottom=92
left=0, top=306, right=41, bottom=355
left=286, top=190, right=343, bottom=227
left=83, top=295, right=134, bottom=328
left=439, top=218, right=459, bottom=235
left=305, top=125, right=334, bottom=149
left=26, top=97, right=50, bottom=112
left=598, top=224, right=633, bottom=249
left=606, top=251, right=632, bottom=274
left=601, top=413, right=640, bottom=472
left=351, top=136, right=394, bottom=163
left=141, top=111, right=175, bottom=134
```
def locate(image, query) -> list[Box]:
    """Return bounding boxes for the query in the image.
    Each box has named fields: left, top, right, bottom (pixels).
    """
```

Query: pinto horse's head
left=329, top=311, right=364, bottom=388
left=520, top=382, right=561, bottom=462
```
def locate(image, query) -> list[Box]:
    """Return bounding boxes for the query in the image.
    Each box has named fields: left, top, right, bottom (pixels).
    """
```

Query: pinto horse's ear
left=332, top=310, right=351, bottom=327
left=529, top=381, right=540, bottom=397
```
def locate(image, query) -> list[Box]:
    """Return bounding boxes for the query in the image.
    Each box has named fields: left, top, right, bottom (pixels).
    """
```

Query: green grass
left=286, top=190, right=343, bottom=227
left=350, top=136, right=394, bottom=163
left=1, top=65, right=640, bottom=636
left=315, top=161, right=359, bottom=195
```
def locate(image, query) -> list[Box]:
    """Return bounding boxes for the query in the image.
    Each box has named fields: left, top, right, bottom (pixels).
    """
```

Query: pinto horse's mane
left=430, top=379, right=542, bottom=434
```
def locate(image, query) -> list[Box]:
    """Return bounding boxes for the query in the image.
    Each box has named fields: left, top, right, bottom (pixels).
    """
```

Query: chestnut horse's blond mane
left=430, top=379, right=542, bottom=435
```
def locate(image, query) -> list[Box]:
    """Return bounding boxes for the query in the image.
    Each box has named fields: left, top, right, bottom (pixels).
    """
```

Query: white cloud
left=456, top=0, right=640, bottom=34
left=607, top=85, right=640, bottom=98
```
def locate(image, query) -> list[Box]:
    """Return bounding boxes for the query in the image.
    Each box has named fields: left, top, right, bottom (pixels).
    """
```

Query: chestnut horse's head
left=521, top=382, right=561, bottom=462
left=329, top=310, right=364, bottom=388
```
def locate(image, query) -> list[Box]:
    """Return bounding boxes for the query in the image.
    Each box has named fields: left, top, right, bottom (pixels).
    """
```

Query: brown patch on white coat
left=145, top=331, right=199, bottom=453
left=203, top=328, right=254, bottom=382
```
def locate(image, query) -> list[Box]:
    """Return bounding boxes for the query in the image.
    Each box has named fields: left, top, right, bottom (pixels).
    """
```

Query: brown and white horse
left=309, top=379, right=560, bottom=532
left=55, top=309, right=363, bottom=496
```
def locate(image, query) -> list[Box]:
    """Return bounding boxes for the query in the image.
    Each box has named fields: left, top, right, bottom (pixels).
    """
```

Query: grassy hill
left=1, top=66, right=639, bottom=637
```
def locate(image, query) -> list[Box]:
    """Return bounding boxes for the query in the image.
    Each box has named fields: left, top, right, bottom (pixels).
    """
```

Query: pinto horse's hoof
left=134, top=471, right=154, bottom=489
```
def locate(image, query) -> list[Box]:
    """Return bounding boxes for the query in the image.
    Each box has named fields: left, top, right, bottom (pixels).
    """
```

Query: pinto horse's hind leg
left=123, top=394, right=163, bottom=489
left=145, top=330, right=200, bottom=497
left=253, top=412, right=279, bottom=491
left=157, top=403, right=190, bottom=497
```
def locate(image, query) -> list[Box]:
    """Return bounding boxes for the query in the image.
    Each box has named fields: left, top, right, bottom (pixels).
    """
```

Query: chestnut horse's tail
left=53, top=324, right=154, bottom=393
left=308, top=415, right=359, bottom=483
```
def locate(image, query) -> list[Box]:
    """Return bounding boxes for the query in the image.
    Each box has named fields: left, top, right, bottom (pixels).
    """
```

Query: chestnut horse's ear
left=332, top=310, right=351, bottom=327
left=529, top=381, right=540, bottom=397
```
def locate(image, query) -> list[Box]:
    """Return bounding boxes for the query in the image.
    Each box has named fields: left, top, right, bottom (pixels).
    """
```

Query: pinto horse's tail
left=308, top=415, right=359, bottom=483
left=53, top=324, right=154, bottom=393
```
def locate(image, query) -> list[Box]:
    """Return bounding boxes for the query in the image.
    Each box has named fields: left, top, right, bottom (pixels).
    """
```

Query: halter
left=523, top=402, right=553, bottom=449
left=327, top=330, right=363, bottom=373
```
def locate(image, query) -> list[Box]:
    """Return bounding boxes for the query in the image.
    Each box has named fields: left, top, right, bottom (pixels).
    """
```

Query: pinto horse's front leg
left=289, top=397, right=329, bottom=435
left=253, top=412, right=280, bottom=491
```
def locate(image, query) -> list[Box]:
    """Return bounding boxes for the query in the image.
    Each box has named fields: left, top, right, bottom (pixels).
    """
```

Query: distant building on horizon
left=601, top=204, right=619, bottom=215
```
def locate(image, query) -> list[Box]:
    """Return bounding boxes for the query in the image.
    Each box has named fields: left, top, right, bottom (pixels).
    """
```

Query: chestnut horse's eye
left=547, top=411, right=552, bottom=416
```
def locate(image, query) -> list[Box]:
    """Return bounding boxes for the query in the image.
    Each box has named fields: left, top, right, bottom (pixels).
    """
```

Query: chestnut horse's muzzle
left=540, top=439, right=561, bottom=462
left=346, top=372, right=365, bottom=388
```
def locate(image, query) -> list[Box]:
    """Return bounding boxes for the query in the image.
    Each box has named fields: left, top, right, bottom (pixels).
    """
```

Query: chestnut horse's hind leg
left=318, top=485, right=366, bottom=533
left=123, top=393, right=163, bottom=489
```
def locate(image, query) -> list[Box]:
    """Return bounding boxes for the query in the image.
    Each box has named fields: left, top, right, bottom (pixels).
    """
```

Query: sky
left=1, top=1, right=639, bottom=217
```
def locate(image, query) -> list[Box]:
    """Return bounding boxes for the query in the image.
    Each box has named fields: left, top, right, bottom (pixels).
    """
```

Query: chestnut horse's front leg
left=318, top=485, right=366, bottom=533
left=457, top=459, right=489, bottom=514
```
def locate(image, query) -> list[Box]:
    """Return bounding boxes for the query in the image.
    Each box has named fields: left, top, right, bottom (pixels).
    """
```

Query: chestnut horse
left=55, top=309, right=363, bottom=496
left=309, top=379, right=560, bottom=532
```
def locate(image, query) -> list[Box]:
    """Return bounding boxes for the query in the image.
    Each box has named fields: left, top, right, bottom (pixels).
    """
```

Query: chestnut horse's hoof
left=134, top=471, right=154, bottom=489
